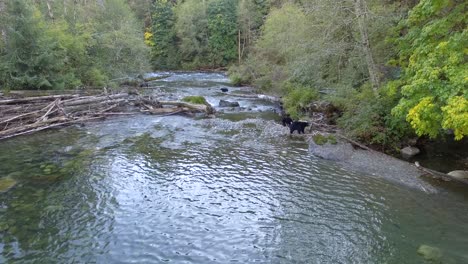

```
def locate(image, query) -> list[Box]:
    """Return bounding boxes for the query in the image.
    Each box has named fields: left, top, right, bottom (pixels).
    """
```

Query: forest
left=0, top=0, right=466, bottom=147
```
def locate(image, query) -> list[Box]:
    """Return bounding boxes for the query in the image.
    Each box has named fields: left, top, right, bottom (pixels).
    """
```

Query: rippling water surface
left=1, top=73, right=468, bottom=263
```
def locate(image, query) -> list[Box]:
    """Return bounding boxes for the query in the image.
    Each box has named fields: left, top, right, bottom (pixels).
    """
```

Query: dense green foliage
left=227, top=0, right=466, bottom=143
left=206, top=0, right=238, bottom=66
left=390, top=0, right=467, bottom=140
left=149, top=0, right=269, bottom=70
left=151, top=0, right=179, bottom=69
left=0, top=1, right=70, bottom=90
left=0, top=0, right=149, bottom=90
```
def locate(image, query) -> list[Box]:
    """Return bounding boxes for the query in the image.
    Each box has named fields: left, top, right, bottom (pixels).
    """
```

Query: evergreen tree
left=174, top=0, right=210, bottom=69
left=151, top=0, right=179, bottom=69
left=207, top=0, right=238, bottom=67
left=0, top=0, right=71, bottom=90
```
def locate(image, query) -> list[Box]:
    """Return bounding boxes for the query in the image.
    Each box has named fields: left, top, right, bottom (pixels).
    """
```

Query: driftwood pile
left=0, top=93, right=214, bottom=140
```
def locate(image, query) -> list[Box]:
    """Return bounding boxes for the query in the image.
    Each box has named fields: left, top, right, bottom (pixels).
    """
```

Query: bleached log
left=159, top=101, right=214, bottom=114
left=62, top=93, right=128, bottom=107
left=231, top=93, right=281, bottom=102
left=63, top=99, right=126, bottom=113
left=414, top=162, right=468, bottom=185
left=0, top=117, right=104, bottom=140
left=0, top=116, right=68, bottom=138
left=0, top=94, right=78, bottom=105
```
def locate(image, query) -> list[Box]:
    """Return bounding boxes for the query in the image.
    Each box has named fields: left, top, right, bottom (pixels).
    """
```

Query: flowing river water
left=1, top=72, right=467, bottom=263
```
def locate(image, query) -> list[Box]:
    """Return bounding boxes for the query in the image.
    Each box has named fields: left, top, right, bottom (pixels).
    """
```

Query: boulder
left=447, top=170, right=468, bottom=180
left=401, top=146, right=420, bottom=159
left=309, top=141, right=354, bottom=161
left=417, top=244, right=442, bottom=262
left=219, top=100, right=240, bottom=107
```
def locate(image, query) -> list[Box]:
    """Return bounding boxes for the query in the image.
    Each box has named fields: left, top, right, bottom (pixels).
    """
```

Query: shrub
left=283, top=83, right=319, bottom=119
left=228, top=64, right=253, bottom=87
left=330, top=84, right=412, bottom=148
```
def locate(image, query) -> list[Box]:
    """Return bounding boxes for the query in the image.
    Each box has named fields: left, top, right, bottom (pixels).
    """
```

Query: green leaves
left=150, top=0, right=242, bottom=69
left=391, top=0, right=467, bottom=140
left=442, top=96, right=468, bottom=140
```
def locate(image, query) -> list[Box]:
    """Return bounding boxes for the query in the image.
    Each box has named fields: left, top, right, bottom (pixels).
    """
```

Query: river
left=1, top=72, right=467, bottom=263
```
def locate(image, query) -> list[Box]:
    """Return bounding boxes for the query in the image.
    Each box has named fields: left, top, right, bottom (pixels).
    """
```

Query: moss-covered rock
left=312, top=134, right=328, bottom=145
left=312, top=134, right=338, bottom=145
left=182, top=96, right=209, bottom=105
left=0, top=177, right=17, bottom=193
left=328, top=135, right=337, bottom=145
left=417, top=244, right=442, bottom=262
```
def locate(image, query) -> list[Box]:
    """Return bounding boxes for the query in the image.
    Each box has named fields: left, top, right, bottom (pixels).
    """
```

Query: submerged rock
left=417, top=244, right=442, bottom=262
left=401, top=146, right=420, bottom=159
left=0, top=177, right=17, bottom=193
left=219, top=100, right=240, bottom=107
left=447, top=170, right=468, bottom=179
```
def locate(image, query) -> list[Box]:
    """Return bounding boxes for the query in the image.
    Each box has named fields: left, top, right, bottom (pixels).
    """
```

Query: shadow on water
left=1, top=72, right=468, bottom=263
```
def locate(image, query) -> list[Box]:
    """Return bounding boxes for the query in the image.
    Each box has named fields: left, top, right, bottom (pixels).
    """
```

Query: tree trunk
left=0, top=0, right=6, bottom=44
left=238, top=29, right=241, bottom=65
left=46, top=0, right=54, bottom=20
left=354, top=0, right=380, bottom=96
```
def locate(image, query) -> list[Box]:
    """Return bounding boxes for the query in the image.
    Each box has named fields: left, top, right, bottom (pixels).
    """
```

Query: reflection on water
left=1, top=72, right=468, bottom=263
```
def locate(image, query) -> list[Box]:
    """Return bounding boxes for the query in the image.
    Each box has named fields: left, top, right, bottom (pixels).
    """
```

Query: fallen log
left=62, top=93, right=128, bottom=107
left=0, top=94, right=78, bottom=105
left=231, top=93, right=281, bottom=103
left=64, top=99, right=126, bottom=113
left=143, top=75, right=171, bottom=82
left=144, top=107, right=184, bottom=115
left=0, top=110, right=43, bottom=125
left=336, top=134, right=378, bottom=152
left=159, top=101, right=214, bottom=114
left=0, top=116, right=68, bottom=138
left=0, top=116, right=105, bottom=140
left=414, top=162, right=468, bottom=185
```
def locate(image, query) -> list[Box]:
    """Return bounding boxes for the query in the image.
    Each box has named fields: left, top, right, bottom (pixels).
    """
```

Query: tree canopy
left=0, top=0, right=149, bottom=90
left=390, top=0, right=467, bottom=140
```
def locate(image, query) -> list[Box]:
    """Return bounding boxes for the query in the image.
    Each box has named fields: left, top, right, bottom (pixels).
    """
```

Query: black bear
left=281, top=116, right=293, bottom=127
left=139, top=82, right=149, bottom=88
left=289, top=121, right=309, bottom=134
left=220, top=88, right=229, bottom=92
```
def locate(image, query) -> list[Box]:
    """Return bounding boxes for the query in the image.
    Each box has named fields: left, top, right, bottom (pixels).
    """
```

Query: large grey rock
left=447, top=170, right=468, bottom=179
left=401, top=146, right=420, bottom=159
left=219, top=100, right=240, bottom=107
left=309, top=141, right=354, bottom=161
left=308, top=139, right=438, bottom=193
